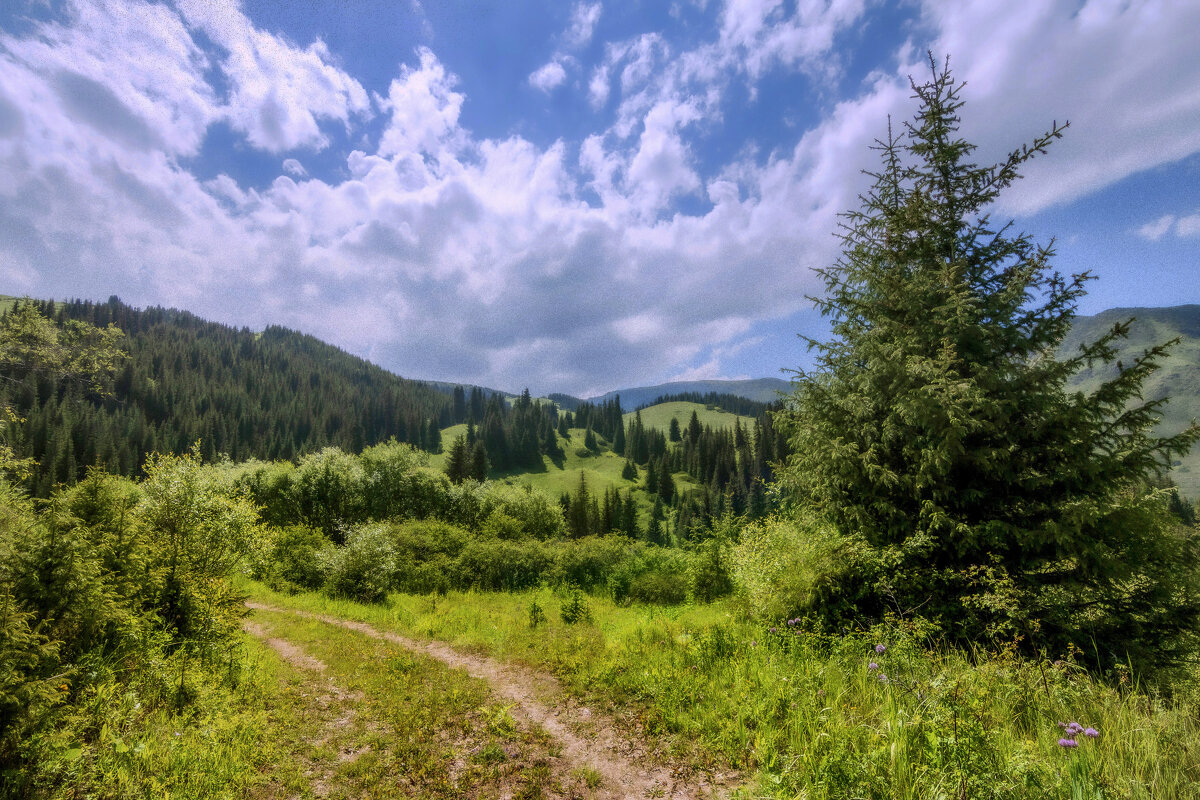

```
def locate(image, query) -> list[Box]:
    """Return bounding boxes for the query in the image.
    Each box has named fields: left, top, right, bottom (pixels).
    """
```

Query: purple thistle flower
left=769, top=627, right=778, bottom=634
left=878, top=673, right=888, bottom=684
left=1084, top=727, right=1099, bottom=738
left=868, top=661, right=879, bottom=670
left=1058, top=738, right=1078, bottom=748
left=787, top=619, right=796, bottom=627
left=875, top=644, right=886, bottom=654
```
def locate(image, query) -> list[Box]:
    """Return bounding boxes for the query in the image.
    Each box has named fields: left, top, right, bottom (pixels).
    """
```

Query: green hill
left=1062, top=305, right=1200, bottom=496
left=1, top=297, right=456, bottom=494
left=625, top=401, right=754, bottom=435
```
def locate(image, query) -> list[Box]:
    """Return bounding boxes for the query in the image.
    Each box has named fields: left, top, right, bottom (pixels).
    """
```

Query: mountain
left=1062, top=305, right=1200, bottom=497
left=584, top=378, right=791, bottom=411
left=1, top=297, right=459, bottom=495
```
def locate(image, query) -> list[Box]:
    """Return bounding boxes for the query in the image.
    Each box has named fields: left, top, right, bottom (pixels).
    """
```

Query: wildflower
left=1084, top=727, right=1099, bottom=738
left=787, top=619, right=796, bottom=627
left=1058, top=738, right=1078, bottom=748
left=875, top=644, right=886, bottom=654
left=1058, top=721, right=1084, bottom=736
left=769, top=627, right=778, bottom=634
left=868, top=661, right=879, bottom=670
left=878, top=673, right=888, bottom=684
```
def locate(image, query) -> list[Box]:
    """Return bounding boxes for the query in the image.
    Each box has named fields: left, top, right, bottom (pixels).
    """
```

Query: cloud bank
left=1, top=0, right=1199, bottom=396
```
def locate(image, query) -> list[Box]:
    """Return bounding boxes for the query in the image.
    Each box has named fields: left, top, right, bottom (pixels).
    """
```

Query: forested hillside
left=0, top=297, right=455, bottom=495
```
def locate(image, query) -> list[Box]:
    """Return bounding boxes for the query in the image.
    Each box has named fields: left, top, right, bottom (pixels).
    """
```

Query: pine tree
left=778, top=56, right=1200, bottom=673
left=444, top=434, right=468, bottom=484
left=568, top=471, right=591, bottom=538
left=668, top=417, right=681, bottom=442
left=469, top=440, right=489, bottom=482
left=646, top=496, right=666, bottom=546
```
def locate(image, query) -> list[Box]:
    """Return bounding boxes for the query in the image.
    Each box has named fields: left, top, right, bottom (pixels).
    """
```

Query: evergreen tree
left=668, top=417, right=681, bottom=443
left=568, top=471, right=591, bottom=538
left=621, top=492, right=639, bottom=538
left=469, top=440, right=489, bottom=482
left=621, top=459, right=637, bottom=481
left=646, top=496, right=666, bottom=546
left=778, top=57, right=1200, bottom=673
left=444, top=434, right=468, bottom=484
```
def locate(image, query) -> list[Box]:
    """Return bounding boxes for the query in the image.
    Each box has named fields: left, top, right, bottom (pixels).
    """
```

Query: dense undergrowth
left=245, top=580, right=1200, bottom=799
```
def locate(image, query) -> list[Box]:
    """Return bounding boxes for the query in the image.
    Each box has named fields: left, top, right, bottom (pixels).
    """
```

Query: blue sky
left=0, top=0, right=1197, bottom=397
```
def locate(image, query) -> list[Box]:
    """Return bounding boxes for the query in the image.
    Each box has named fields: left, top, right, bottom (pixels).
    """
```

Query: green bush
left=454, top=538, right=550, bottom=591
left=729, top=513, right=872, bottom=623
left=547, top=535, right=633, bottom=590
left=265, top=525, right=329, bottom=592
left=608, top=547, right=692, bottom=605
left=321, top=524, right=396, bottom=603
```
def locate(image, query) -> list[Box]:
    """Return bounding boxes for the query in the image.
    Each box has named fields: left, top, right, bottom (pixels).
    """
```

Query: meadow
left=241, top=579, right=1200, bottom=800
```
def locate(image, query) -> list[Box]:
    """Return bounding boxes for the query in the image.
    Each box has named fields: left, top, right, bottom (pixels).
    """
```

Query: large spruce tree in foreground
left=780, top=58, right=1200, bottom=674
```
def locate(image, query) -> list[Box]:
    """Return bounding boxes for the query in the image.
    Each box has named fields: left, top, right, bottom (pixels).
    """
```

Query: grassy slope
left=432, top=400, right=750, bottom=516
left=624, top=400, right=754, bottom=435
left=1063, top=306, right=1200, bottom=496
left=243, top=581, right=1200, bottom=800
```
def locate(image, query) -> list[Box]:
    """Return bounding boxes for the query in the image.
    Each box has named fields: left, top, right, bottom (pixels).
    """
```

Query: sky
left=0, top=0, right=1198, bottom=398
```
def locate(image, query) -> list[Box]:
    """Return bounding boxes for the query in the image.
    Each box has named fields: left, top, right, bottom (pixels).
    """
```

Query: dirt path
left=241, top=619, right=370, bottom=798
left=245, top=601, right=735, bottom=800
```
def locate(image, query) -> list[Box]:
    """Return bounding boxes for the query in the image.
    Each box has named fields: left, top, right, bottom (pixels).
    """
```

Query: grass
left=241, top=580, right=1200, bottom=800
left=245, top=607, right=587, bottom=799
left=626, top=401, right=754, bottom=435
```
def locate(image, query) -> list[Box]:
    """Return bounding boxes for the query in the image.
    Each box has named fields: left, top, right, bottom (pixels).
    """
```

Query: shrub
left=265, top=525, right=329, bottom=592
left=689, top=535, right=733, bottom=603
left=322, top=524, right=396, bottom=603
left=609, top=547, right=692, bottom=605
left=547, top=535, right=633, bottom=590
left=454, top=538, right=550, bottom=591
left=729, top=513, right=873, bottom=623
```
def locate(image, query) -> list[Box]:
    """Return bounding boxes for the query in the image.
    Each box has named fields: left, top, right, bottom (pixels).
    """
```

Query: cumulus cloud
left=376, top=47, right=465, bottom=160
left=529, top=59, right=568, bottom=93
left=2, top=0, right=1199, bottom=396
left=177, top=0, right=369, bottom=153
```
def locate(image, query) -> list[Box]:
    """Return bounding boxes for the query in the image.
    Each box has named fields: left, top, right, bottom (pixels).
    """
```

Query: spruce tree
left=469, top=440, right=489, bottom=482
left=779, top=57, right=1200, bottom=673
left=444, top=435, right=468, bottom=484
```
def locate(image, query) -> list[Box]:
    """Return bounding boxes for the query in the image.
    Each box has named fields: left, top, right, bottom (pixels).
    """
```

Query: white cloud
left=909, top=0, right=1200, bottom=216
left=566, top=1, right=603, bottom=48
left=1176, top=213, right=1200, bottom=239
left=1138, top=211, right=1200, bottom=241
left=178, top=0, right=369, bottom=153
left=1137, top=214, right=1176, bottom=241
left=3, top=0, right=1200, bottom=397
left=376, top=47, right=465, bottom=160
left=529, top=59, right=568, bottom=93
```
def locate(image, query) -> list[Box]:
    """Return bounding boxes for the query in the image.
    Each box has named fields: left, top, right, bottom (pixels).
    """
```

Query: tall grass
left=243, top=579, right=1200, bottom=799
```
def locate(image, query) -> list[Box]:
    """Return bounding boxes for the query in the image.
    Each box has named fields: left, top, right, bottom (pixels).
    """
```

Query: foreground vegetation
left=244, top=581, right=1200, bottom=799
